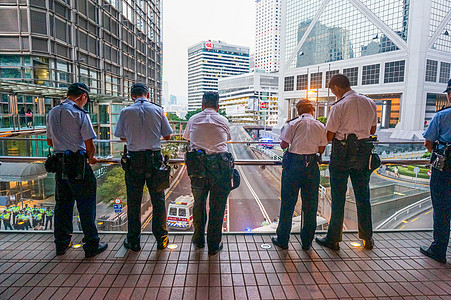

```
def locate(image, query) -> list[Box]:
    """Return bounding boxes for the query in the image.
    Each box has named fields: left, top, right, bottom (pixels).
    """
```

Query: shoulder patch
left=436, top=105, right=451, bottom=113
left=286, top=116, right=299, bottom=123
left=72, top=104, right=88, bottom=113
left=150, top=101, right=162, bottom=108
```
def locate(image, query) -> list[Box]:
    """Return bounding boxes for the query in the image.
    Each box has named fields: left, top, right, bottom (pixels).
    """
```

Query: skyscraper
left=255, top=0, right=281, bottom=73
left=279, top=0, right=451, bottom=139
left=187, top=40, right=250, bottom=111
left=0, top=0, right=162, bottom=103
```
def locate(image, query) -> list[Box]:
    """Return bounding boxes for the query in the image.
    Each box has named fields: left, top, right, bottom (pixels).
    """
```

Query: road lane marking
left=410, top=217, right=419, bottom=223
left=425, top=210, right=431, bottom=215
left=400, top=225, right=405, bottom=229
left=238, top=165, right=272, bottom=224
left=402, top=220, right=408, bottom=223
left=230, top=135, right=272, bottom=224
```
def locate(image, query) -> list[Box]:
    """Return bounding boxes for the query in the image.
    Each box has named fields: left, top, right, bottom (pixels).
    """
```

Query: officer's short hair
left=130, top=83, right=149, bottom=97
left=296, top=99, right=314, bottom=115
left=202, top=92, right=219, bottom=108
left=329, top=74, right=351, bottom=89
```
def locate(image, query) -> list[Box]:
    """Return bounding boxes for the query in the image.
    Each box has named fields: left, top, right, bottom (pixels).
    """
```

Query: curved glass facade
left=285, top=0, right=409, bottom=69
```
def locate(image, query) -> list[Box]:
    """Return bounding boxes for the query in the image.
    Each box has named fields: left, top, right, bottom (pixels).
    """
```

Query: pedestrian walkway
left=0, top=231, right=449, bottom=299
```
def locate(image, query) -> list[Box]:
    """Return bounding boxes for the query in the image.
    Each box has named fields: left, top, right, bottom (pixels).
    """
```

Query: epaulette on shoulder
left=436, top=105, right=451, bottom=113
left=286, top=116, right=299, bottom=123
left=73, top=104, right=88, bottom=113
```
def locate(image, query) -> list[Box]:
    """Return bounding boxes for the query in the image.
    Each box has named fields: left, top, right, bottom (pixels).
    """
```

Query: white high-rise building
left=162, top=81, right=169, bottom=106
left=278, top=0, right=451, bottom=140
left=255, top=0, right=282, bottom=73
left=187, top=41, right=250, bottom=111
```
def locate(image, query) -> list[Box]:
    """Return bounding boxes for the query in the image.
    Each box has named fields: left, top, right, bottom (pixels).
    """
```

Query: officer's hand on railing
left=88, top=157, right=98, bottom=165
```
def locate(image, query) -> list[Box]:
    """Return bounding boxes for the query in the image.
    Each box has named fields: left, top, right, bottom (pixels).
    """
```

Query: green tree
left=167, top=112, right=183, bottom=121
left=97, top=167, right=127, bottom=205
left=317, top=116, right=327, bottom=125
left=185, top=108, right=202, bottom=121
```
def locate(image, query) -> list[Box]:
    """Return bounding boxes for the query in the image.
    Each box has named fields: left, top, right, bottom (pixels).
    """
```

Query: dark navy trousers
left=54, top=165, right=100, bottom=252
left=326, top=164, right=373, bottom=243
left=190, top=156, right=232, bottom=251
left=430, top=167, right=451, bottom=257
left=125, top=170, right=168, bottom=244
left=276, top=152, right=320, bottom=247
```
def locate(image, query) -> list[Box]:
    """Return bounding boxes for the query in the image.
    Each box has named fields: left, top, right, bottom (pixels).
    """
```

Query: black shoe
left=56, top=242, right=72, bottom=256
left=271, top=237, right=288, bottom=250
left=420, top=246, right=446, bottom=263
left=208, top=242, right=223, bottom=256
left=363, top=239, right=374, bottom=250
left=157, top=237, right=169, bottom=250
left=124, top=238, right=141, bottom=252
left=192, top=238, right=205, bottom=249
left=301, top=242, right=311, bottom=251
left=85, top=242, right=108, bottom=258
left=315, top=236, right=340, bottom=251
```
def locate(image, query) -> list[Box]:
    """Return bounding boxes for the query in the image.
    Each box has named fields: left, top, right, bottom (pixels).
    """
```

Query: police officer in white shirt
left=316, top=74, right=377, bottom=251
left=114, top=83, right=173, bottom=251
left=271, top=100, right=328, bottom=250
left=183, top=92, right=233, bottom=255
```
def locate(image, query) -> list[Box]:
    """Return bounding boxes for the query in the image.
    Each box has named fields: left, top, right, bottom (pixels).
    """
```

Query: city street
left=142, top=125, right=283, bottom=233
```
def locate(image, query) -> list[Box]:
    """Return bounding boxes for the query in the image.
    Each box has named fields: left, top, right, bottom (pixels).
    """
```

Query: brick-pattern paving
left=0, top=231, right=450, bottom=299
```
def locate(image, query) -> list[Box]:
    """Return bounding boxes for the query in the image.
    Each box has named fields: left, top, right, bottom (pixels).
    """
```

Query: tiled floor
left=0, top=231, right=450, bottom=300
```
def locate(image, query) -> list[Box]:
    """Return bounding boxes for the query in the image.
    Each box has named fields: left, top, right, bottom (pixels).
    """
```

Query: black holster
left=45, top=148, right=59, bottom=173
left=331, top=134, right=373, bottom=171
left=431, top=142, right=451, bottom=171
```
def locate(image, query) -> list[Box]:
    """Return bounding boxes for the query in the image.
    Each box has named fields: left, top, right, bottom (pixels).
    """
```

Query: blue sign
left=113, top=204, right=123, bottom=213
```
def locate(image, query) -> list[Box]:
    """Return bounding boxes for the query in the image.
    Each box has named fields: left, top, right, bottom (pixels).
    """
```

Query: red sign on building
left=260, top=102, right=269, bottom=109
left=205, top=42, right=213, bottom=49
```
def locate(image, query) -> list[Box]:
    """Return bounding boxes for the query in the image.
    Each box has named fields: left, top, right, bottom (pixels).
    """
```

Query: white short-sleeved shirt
left=280, top=113, right=328, bottom=155
left=183, top=108, right=231, bottom=154
left=46, top=99, right=97, bottom=154
left=114, top=98, right=173, bottom=152
left=326, top=90, right=377, bottom=140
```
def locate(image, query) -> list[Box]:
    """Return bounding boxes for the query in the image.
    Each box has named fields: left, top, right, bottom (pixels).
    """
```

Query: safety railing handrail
left=0, top=136, right=427, bottom=145
left=375, top=197, right=432, bottom=230
left=0, top=156, right=431, bottom=166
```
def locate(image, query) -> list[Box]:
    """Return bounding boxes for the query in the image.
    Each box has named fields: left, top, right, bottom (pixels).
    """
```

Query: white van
left=167, top=195, right=194, bottom=230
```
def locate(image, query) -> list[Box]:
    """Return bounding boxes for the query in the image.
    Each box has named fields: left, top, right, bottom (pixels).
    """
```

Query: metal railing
left=376, top=197, right=432, bottom=230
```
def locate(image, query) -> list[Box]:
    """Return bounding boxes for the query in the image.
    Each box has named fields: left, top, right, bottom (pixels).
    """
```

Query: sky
left=162, top=0, right=256, bottom=106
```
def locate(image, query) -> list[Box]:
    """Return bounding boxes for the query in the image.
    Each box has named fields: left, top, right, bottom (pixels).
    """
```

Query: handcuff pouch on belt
left=430, top=142, right=450, bottom=171
left=45, top=147, right=59, bottom=173
left=331, top=134, right=378, bottom=171
left=61, top=150, right=87, bottom=180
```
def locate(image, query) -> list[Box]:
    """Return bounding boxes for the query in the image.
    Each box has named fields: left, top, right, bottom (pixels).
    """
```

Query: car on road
left=258, top=138, right=274, bottom=149
left=167, top=195, right=194, bottom=230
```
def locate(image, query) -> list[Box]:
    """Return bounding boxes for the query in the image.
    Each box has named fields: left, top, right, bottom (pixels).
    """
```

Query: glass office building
left=279, top=0, right=451, bottom=139
left=0, top=0, right=162, bottom=102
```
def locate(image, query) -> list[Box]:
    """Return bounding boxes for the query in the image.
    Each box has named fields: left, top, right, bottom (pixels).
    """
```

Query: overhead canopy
left=0, top=79, right=126, bottom=102
left=0, top=162, right=48, bottom=182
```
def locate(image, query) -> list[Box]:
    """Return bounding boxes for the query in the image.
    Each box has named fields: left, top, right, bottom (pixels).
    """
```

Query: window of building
left=439, top=62, right=450, bottom=84
left=284, top=76, right=294, bottom=91
left=425, top=59, right=438, bottom=82
left=296, top=74, right=308, bottom=90
left=343, top=67, right=358, bottom=86
left=310, top=72, right=322, bottom=89
left=384, top=60, right=405, bottom=83
left=362, top=64, right=380, bottom=85
left=325, top=70, right=339, bottom=88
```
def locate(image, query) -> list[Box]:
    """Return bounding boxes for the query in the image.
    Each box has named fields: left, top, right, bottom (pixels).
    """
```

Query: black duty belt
left=287, top=152, right=317, bottom=161
left=129, top=149, right=161, bottom=155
